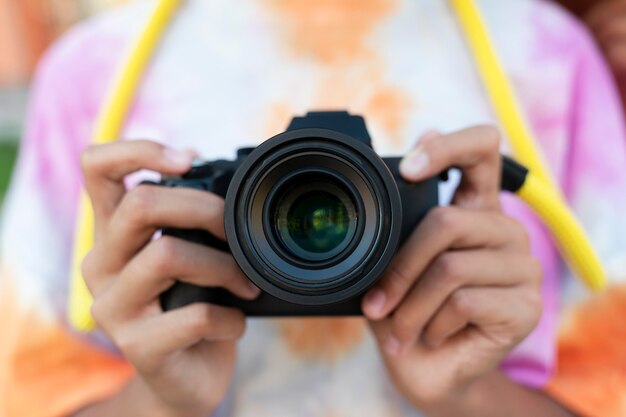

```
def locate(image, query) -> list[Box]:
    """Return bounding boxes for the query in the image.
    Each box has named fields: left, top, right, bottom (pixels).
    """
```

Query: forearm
left=422, top=371, right=577, bottom=417
left=73, top=377, right=206, bottom=417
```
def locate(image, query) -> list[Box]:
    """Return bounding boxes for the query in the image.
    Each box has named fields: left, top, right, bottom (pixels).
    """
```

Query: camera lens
left=274, top=182, right=358, bottom=262
left=225, top=131, right=404, bottom=306
left=285, top=191, right=349, bottom=254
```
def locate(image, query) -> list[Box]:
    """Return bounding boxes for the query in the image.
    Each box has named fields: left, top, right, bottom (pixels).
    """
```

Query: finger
left=367, top=316, right=396, bottom=354
left=101, top=237, right=259, bottom=316
left=399, top=126, right=501, bottom=210
left=586, top=2, right=626, bottom=33
left=111, top=303, right=245, bottom=372
left=389, top=251, right=541, bottom=351
left=422, top=286, right=542, bottom=351
left=104, top=185, right=226, bottom=272
left=81, top=140, right=194, bottom=235
left=362, top=207, right=529, bottom=320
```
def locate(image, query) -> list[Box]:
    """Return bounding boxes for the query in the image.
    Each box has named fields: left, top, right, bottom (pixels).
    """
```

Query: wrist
left=404, top=376, right=476, bottom=416
left=416, top=379, right=479, bottom=417
left=416, top=371, right=576, bottom=417
left=74, top=376, right=216, bottom=417
left=125, top=377, right=212, bottom=417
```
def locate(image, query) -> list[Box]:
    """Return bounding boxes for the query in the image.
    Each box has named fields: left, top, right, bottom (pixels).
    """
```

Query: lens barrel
left=224, top=128, right=402, bottom=306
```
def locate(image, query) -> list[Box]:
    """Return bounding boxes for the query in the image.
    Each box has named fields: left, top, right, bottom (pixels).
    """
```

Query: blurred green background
left=0, top=139, right=18, bottom=203
left=0, top=88, right=25, bottom=206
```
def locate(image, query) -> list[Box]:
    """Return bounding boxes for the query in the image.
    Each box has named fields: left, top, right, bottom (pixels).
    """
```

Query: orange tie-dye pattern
left=262, top=1, right=414, bottom=359
left=264, top=0, right=396, bottom=65
left=262, top=103, right=295, bottom=138
left=263, top=0, right=414, bottom=148
left=363, top=87, right=414, bottom=142
left=0, top=271, right=134, bottom=417
left=279, top=318, right=367, bottom=362
left=546, top=284, right=626, bottom=417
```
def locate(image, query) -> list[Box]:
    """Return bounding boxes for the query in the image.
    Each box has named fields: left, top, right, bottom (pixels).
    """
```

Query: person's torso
left=56, top=1, right=582, bottom=415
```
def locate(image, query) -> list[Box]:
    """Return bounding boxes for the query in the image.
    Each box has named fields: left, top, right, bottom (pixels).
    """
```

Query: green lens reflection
left=286, top=191, right=350, bottom=254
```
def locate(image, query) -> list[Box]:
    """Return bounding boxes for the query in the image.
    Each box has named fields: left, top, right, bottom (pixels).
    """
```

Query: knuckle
left=426, top=206, right=460, bottom=234
left=206, top=194, right=225, bottom=219
left=199, top=194, right=225, bottom=232
left=89, top=300, right=104, bottom=326
left=186, top=303, right=215, bottom=335
left=121, top=186, right=157, bottom=224
left=432, top=253, right=464, bottom=286
left=112, top=328, right=141, bottom=358
left=477, top=125, right=501, bottom=152
left=80, top=145, right=101, bottom=175
left=90, top=298, right=111, bottom=330
left=449, top=290, right=473, bottom=318
left=148, top=236, right=180, bottom=275
left=81, top=251, right=99, bottom=287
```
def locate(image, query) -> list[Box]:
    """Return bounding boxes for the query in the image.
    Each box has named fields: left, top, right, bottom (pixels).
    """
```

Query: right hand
left=80, top=140, right=260, bottom=417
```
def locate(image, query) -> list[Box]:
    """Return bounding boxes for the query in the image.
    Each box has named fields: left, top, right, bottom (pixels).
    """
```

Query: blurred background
left=0, top=0, right=127, bottom=205
left=0, top=0, right=618, bottom=208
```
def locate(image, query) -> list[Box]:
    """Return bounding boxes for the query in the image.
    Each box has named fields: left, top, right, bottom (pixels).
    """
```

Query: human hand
left=80, top=140, right=260, bottom=417
left=361, top=127, right=542, bottom=412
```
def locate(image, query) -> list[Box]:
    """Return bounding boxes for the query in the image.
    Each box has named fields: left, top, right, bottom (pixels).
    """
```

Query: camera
left=159, top=111, right=439, bottom=315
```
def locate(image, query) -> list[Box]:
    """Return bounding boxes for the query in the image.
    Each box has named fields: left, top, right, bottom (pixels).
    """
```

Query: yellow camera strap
left=69, top=0, right=605, bottom=332
left=69, top=0, right=182, bottom=331
left=449, top=0, right=605, bottom=291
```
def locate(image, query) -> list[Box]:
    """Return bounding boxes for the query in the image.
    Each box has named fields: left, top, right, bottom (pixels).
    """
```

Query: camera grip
left=382, top=157, right=439, bottom=244
left=159, top=227, right=231, bottom=311
left=157, top=226, right=365, bottom=315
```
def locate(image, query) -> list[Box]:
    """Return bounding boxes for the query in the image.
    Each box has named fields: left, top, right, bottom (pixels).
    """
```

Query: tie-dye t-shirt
left=1, top=0, right=625, bottom=416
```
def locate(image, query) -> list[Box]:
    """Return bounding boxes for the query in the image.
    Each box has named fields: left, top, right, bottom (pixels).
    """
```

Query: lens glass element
left=274, top=182, right=358, bottom=262
left=287, top=191, right=349, bottom=253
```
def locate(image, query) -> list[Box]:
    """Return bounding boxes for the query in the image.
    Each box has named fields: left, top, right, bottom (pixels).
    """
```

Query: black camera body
left=159, top=111, right=439, bottom=316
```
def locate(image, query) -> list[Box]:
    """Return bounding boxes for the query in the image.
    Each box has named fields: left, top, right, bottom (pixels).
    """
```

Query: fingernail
left=400, top=146, right=429, bottom=180
left=246, top=280, right=261, bottom=298
left=385, top=335, right=401, bottom=357
left=163, top=148, right=193, bottom=168
left=365, top=289, right=386, bottom=318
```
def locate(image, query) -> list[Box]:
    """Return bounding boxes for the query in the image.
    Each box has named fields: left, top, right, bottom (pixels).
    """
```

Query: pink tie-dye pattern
left=500, top=194, right=560, bottom=386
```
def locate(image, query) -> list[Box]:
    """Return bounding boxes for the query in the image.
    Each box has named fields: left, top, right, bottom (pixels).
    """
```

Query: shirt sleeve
left=543, top=12, right=626, bottom=417
left=0, top=25, right=134, bottom=417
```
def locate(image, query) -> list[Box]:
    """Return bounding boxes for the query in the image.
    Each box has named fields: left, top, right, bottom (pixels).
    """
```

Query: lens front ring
left=224, top=128, right=403, bottom=306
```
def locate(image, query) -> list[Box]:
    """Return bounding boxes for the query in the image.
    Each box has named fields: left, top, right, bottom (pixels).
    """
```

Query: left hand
left=361, top=127, right=542, bottom=412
